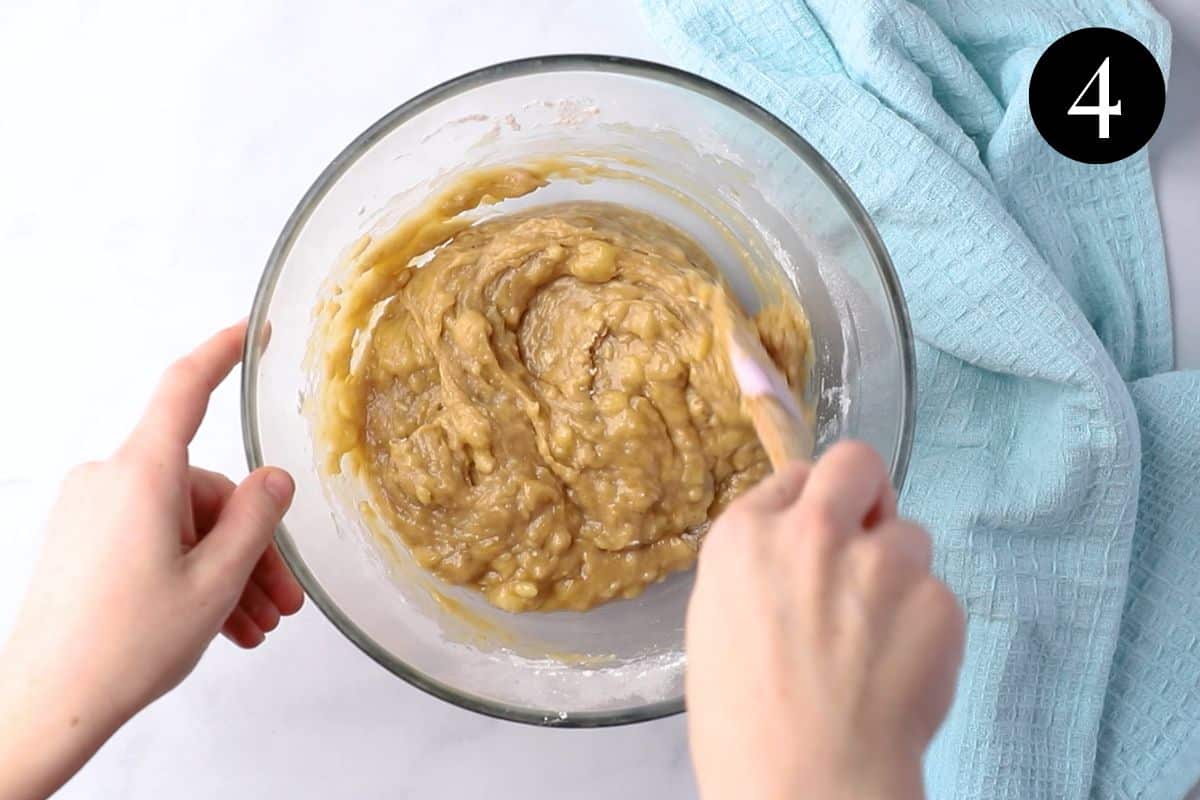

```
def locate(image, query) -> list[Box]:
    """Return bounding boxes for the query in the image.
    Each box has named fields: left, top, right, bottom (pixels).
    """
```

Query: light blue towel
left=640, top=1, right=1200, bottom=797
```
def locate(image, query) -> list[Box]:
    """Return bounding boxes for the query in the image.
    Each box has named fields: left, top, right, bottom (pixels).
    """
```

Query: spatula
left=716, top=299, right=813, bottom=470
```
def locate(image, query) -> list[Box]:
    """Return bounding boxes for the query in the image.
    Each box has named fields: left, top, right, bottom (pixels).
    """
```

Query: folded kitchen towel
left=640, top=1, right=1200, bottom=797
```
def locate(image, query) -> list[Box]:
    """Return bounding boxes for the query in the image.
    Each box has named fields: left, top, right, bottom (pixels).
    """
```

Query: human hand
left=0, top=321, right=303, bottom=800
left=686, top=442, right=965, bottom=800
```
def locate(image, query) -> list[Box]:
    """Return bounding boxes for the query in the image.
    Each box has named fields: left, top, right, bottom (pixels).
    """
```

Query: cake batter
left=314, top=164, right=810, bottom=611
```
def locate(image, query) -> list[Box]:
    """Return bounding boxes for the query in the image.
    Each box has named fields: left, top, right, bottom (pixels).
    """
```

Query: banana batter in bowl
left=314, top=163, right=810, bottom=612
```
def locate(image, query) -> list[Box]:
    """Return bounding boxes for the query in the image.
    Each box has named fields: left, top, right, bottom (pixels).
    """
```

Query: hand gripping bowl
left=242, top=55, right=915, bottom=727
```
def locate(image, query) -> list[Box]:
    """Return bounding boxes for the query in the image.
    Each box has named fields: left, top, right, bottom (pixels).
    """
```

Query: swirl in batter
left=315, top=165, right=809, bottom=611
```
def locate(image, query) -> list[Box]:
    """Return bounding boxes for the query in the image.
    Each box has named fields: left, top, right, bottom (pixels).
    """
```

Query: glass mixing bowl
left=242, top=55, right=914, bottom=727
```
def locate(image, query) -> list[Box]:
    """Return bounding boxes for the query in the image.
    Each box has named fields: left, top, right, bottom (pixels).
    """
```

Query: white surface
left=0, top=2, right=1194, bottom=798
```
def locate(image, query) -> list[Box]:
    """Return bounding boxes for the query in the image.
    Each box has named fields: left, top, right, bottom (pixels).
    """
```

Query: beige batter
left=314, top=164, right=810, bottom=612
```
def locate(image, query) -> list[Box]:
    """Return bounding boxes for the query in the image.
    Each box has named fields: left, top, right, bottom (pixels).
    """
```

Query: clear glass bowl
left=242, top=55, right=914, bottom=727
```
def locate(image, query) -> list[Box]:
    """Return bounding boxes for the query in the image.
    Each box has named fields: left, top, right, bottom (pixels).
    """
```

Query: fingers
left=844, top=519, right=931, bottom=604
left=863, top=481, right=898, bottom=530
left=190, top=467, right=294, bottom=598
left=188, top=466, right=237, bottom=546
left=900, top=580, right=966, bottom=671
left=190, top=465, right=303, bottom=642
left=222, top=605, right=266, bottom=649
left=729, top=460, right=811, bottom=515
left=872, top=520, right=932, bottom=572
left=236, top=579, right=282, bottom=634
left=128, top=320, right=247, bottom=452
left=892, top=579, right=967, bottom=740
left=800, top=441, right=891, bottom=533
left=251, top=543, right=305, bottom=616
left=225, top=550, right=302, bottom=645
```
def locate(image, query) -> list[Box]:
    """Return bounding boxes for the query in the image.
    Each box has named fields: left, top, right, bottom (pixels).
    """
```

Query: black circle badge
left=1029, top=27, right=1166, bottom=164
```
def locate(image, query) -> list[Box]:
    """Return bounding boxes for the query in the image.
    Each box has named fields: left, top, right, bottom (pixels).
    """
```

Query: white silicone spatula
left=716, top=300, right=813, bottom=471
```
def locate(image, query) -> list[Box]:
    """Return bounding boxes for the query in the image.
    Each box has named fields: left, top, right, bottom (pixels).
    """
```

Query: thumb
left=191, top=467, right=294, bottom=599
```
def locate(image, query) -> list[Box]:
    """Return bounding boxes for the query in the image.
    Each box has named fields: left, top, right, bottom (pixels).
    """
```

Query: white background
left=0, top=1, right=1195, bottom=798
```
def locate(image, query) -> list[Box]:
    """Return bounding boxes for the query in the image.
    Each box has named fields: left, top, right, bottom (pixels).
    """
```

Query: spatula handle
left=746, top=394, right=813, bottom=471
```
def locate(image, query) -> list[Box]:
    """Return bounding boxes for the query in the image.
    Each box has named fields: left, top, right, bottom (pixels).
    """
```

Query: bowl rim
left=242, top=53, right=916, bottom=728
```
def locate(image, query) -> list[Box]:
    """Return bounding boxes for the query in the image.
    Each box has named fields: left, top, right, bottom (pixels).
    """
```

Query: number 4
left=1068, top=57, right=1122, bottom=139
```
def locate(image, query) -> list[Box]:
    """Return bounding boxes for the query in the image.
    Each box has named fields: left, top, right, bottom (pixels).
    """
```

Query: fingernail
left=264, top=469, right=294, bottom=507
